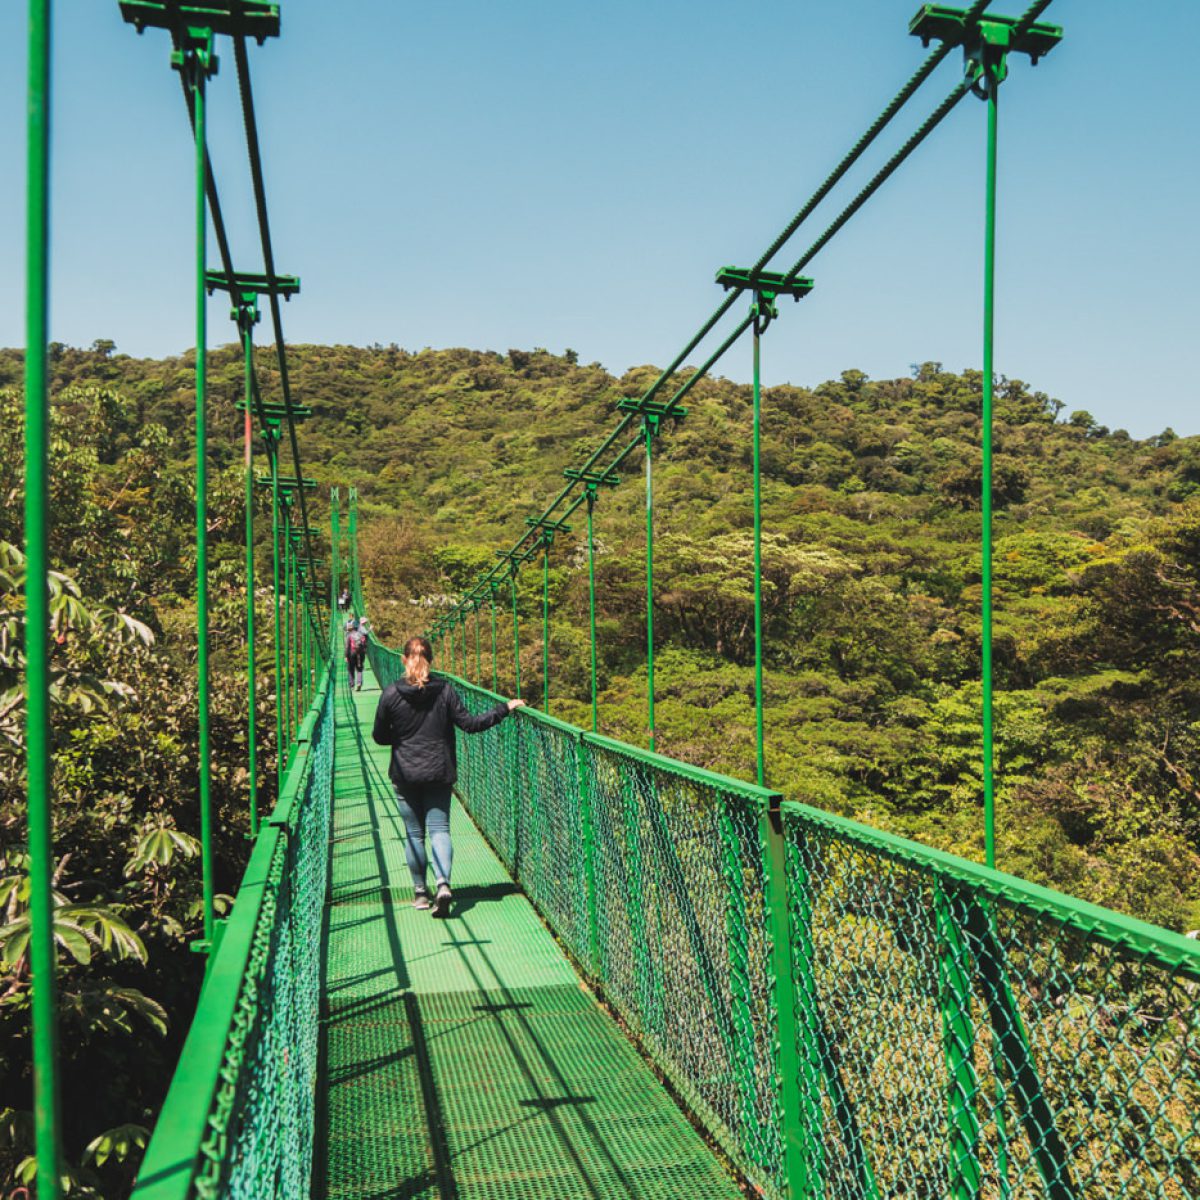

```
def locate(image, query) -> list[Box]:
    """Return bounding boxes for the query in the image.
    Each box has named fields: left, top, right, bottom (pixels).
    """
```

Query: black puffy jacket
left=371, top=677, right=508, bottom=786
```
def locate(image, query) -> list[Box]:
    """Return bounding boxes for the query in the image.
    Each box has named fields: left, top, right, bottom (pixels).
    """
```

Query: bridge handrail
left=366, top=628, right=1200, bottom=1200
left=133, top=662, right=335, bottom=1200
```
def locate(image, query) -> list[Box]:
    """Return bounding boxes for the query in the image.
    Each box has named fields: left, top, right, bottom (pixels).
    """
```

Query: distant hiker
left=371, top=635, right=524, bottom=918
left=345, top=617, right=367, bottom=691
left=338, top=587, right=350, bottom=612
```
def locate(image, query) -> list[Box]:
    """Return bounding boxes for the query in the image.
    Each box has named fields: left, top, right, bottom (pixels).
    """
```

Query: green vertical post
left=267, top=430, right=283, bottom=786
left=461, top=613, right=469, bottom=681
left=765, top=800, right=819, bottom=1200
left=24, top=2, right=62, bottom=1192
left=586, top=488, right=599, bottom=733
left=185, top=30, right=216, bottom=950
left=981, top=59, right=999, bottom=871
left=752, top=307, right=766, bottom=787
left=542, top=535, right=551, bottom=714
left=510, top=571, right=522, bottom=699
left=490, top=584, right=499, bottom=693
left=935, top=880, right=981, bottom=1198
left=239, top=301, right=259, bottom=836
left=643, top=417, right=656, bottom=752
left=575, top=732, right=601, bottom=977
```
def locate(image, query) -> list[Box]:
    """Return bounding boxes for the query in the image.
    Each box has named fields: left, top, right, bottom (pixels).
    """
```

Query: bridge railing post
left=575, top=731, right=601, bottom=979
left=762, top=793, right=816, bottom=1200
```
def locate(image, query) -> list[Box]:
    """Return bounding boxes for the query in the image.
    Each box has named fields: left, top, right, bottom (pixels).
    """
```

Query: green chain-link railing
left=132, top=660, right=335, bottom=1200
left=365, top=629, right=1200, bottom=1200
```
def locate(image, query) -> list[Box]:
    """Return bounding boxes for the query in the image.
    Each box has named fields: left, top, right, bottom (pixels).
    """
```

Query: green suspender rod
left=542, top=539, right=551, bottom=712
left=236, top=294, right=261, bottom=836
left=587, top=491, right=598, bottom=730
left=475, top=602, right=482, bottom=680
left=715, top=270, right=814, bottom=786
left=171, top=26, right=219, bottom=952
left=510, top=567, right=522, bottom=699
left=25, top=0, right=63, bottom=1191
left=643, top=418, right=655, bottom=751
left=264, top=432, right=283, bottom=786
left=525, top=517, right=569, bottom=715
left=564, top=466, right=617, bottom=733
left=490, top=584, right=499, bottom=693
left=910, top=3, right=1062, bottom=868
left=284, top=504, right=294, bottom=748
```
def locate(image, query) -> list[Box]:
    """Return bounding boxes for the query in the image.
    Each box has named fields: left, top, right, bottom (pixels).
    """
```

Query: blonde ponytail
left=403, top=636, right=433, bottom=688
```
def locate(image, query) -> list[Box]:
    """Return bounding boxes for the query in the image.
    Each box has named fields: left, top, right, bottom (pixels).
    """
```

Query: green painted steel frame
left=25, top=1, right=62, bottom=1193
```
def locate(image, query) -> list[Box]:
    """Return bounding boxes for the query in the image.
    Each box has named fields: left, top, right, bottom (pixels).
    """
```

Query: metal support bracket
left=716, top=266, right=815, bottom=336
left=121, top=0, right=280, bottom=42
left=168, top=25, right=218, bottom=80
left=238, top=401, right=312, bottom=421
left=205, top=269, right=300, bottom=299
left=909, top=5, right=1062, bottom=95
left=616, top=397, right=688, bottom=436
left=564, top=467, right=620, bottom=492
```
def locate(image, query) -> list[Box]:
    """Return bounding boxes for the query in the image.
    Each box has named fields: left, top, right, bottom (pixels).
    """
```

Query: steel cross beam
left=120, top=0, right=280, bottom=42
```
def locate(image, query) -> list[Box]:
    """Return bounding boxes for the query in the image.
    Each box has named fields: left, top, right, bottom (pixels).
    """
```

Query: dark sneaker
left=431, top=883, right=452, bottom=919
left=413, top=890, right=431, bottom=911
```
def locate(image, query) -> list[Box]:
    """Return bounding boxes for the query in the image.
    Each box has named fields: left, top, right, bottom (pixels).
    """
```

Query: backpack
left=351, top=630, right=368, bottom=656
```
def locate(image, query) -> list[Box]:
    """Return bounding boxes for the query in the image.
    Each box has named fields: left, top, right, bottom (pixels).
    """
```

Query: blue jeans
left=394, top=782, right=453, bottom=891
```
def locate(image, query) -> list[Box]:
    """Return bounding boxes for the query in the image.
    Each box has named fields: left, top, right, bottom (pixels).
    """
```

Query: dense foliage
left=0, top=339, right=1197, bottom=1194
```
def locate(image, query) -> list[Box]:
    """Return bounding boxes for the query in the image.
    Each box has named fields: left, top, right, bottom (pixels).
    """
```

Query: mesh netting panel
left=583, top=741, right=783, bottom=1195
left=783, top=807, right=1200, bottom=1200
left=189, top=678, right=334, bottom=1199
left=511, top=718, right=589, bottom=964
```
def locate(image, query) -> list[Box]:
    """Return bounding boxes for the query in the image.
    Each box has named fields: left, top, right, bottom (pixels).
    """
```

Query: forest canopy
left=1, top=340, right=1198, bottom=1193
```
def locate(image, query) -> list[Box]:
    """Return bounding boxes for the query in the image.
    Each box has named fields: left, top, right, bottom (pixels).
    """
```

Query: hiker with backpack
left=345, top=617, right=368, bottom=690
left=371, top=635, right=524, bottom=917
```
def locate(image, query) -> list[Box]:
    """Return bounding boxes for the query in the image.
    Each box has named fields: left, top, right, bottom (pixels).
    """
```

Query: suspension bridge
left=15, top=1, right=1200, bottom=1198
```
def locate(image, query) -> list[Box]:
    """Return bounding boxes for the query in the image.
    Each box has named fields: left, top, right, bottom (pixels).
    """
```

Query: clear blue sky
left=1, top=1, right=1196, bottom=437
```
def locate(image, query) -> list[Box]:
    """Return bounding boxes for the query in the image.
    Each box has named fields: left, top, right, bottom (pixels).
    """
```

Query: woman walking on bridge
left=372, top=635, right=523, bottom=917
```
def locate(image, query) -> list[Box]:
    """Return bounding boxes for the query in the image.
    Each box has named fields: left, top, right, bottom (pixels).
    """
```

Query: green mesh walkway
left=315, top=662, right=747, bottom=1200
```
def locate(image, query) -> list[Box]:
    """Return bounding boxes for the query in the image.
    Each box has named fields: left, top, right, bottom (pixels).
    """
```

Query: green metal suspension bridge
left=16, top=2, right=1200, bottom=1197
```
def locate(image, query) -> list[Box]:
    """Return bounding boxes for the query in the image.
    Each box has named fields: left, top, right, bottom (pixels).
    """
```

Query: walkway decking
left=315, top=663, right=746, bottom=1200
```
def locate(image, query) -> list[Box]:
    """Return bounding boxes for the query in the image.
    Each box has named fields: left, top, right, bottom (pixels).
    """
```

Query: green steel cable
left=542, top=537, right=551, bottom=714
left=233, top=38, right=324, bottom=618
left=239, top=307, right=259, bottom=837
left=782, top=76, right=974, bottom=286
left=188, top=35, right=216, bottom=951
left=982, top=63, right=998, bottom=871
left=284, top=507, right=294, bottom=750
left=302, top=585, right=310, bottom=710
left=752, top=310, right=766, bottom=788
left=24, top=1, right=62, bottom=1192
left=643, top=418, right=656, bottom=752
left=428, top=10, right=990, bottom=624
left=511, top=572, right=521, bottom=699
left=475, top=604, right=482, bottom=680
left=586, top=489, right=598, bottom=733
left=267, top=430, right=283, bottom=786
left=490, top=585, right=499, bottom=692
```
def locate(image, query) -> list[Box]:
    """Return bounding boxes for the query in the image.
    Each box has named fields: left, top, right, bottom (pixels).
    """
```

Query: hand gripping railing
left=132, top=662, right=335, bottom=1200
left=367, top=632, right=1200, bottom=1200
